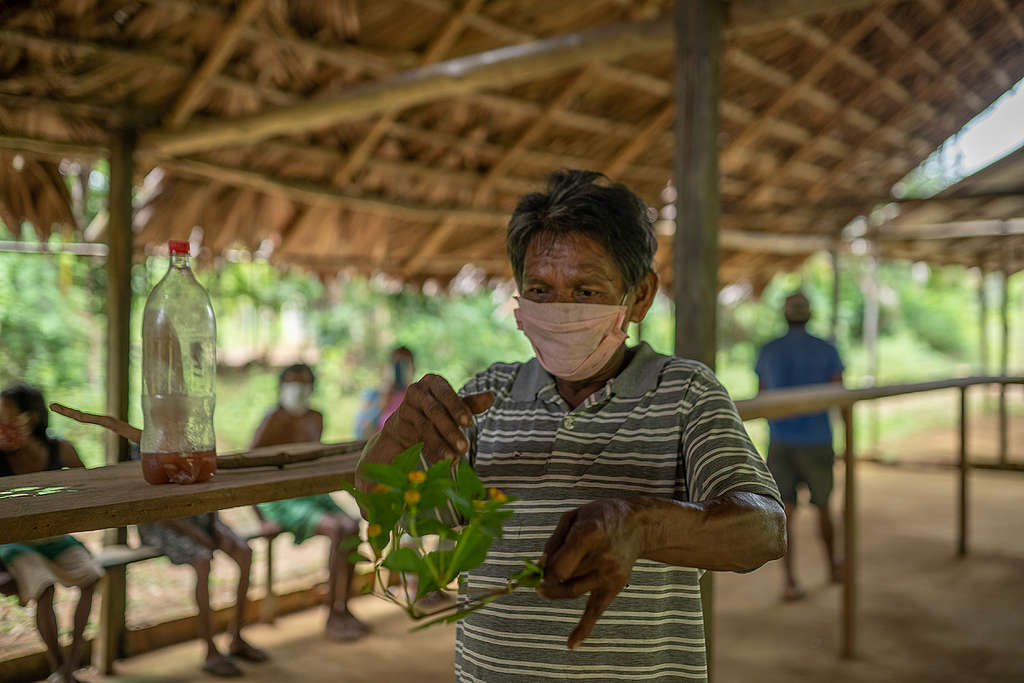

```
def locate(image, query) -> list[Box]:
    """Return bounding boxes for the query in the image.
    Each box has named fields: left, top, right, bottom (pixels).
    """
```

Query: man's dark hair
left=1, top=384, right=53, bottom=444
left=506, top=169, right=657, bottom=291
left=279, top=363, right=315, bottom=385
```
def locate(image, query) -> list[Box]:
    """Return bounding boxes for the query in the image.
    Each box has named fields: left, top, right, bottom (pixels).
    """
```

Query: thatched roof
left=871, top=144, right=1024, bottom=272
left=1, top=0, right=1023, bottom=288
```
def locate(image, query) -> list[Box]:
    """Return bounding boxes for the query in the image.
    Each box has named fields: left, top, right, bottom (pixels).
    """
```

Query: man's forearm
left=630, top=492, right=786, bottom=572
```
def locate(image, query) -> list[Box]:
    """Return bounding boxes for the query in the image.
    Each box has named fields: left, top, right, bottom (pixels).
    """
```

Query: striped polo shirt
left=452, top=342, right=781, bottom=682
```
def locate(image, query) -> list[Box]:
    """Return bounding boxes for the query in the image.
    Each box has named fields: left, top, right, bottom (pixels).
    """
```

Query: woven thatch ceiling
left=1, top=0, right=1022, bottom=289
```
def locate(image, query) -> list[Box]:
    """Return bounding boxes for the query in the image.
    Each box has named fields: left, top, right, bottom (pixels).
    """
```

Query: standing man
left=755, top=292, right=845, bottom=601
left=359, top=170, right=785, bottom=682
left=252, top=363, right=368, bottom=641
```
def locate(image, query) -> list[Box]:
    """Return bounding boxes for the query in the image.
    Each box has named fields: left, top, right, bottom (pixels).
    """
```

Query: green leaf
left=393, top=442, right=423, bottom=474
left=382, top=547, right=423, bottom=573
left=339, top=535, right=361, bottom=550
left=413, top=518, right=457, bottom=540
left=361, top=463, right=408, bottom=489
left=455, top=461, right=484, bottom=500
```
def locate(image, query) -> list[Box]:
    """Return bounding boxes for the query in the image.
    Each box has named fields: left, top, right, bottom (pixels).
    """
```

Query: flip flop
left=229, top=642, right=270, bottom=663
left=202, top=656, right=244, bottom=677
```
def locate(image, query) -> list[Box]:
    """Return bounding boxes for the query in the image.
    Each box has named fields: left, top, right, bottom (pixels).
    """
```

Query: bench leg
left=94, top=565, right=126, bottom=674
left=260, top=536, right=277, bottom=624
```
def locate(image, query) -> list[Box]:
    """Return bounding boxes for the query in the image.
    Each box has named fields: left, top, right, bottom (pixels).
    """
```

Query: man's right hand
left=358, top=374, right=492, bottom=489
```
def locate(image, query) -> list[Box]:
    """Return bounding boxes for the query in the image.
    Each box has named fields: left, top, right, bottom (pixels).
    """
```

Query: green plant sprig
left=342, top=443, right=543, bottom=625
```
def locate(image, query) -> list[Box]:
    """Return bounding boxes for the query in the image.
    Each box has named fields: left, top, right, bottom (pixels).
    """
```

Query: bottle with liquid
left=140, top=240, right=217, bottom=485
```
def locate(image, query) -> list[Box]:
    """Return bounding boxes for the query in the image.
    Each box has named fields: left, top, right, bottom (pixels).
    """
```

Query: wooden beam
left=876, top=219, right=1024, bottom=242
left=139, top=18, right=674, bottom=157
left=604, top=103, right=675, bottom=180
left=401, top=64, right=597, bottom=278
left=674, top=0, right=723, bottom=368
left=674, top=7, right=724, bottom=673
left=150, top=156, right=507, bottom=225
left=164, top=0, right=263, bottom=128
left=0, top=134, right=108, bottom=162
left=331, top=0, right=485, bottom=186
left=0, top=240, right=107, bottom=256
left=94, top=130, right=135, bottom=675
left=727, top=0, right=879, bottom=31
left=719, top=229, right=833, bottom=254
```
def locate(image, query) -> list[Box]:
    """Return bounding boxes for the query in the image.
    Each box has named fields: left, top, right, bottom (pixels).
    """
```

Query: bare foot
left=229, top=638, right=270, bottom=663
left=325, top=612, right=370, bottom=642
left=415, top=590, right=455, bottom=612
left=782, top=584, right=807, bottom=602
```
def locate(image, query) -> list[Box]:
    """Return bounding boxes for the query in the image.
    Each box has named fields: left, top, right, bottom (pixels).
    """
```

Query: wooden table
left=0, top=443, right=362, bottom=544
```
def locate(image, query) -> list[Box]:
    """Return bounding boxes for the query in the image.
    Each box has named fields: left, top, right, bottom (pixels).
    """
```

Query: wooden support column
left=999, top=266, right=1009, bottom=464
left=841, top=404, right=857, bottom=658
left=830, top=244, right=841, bottom=343
left=862, top=251, right=880, bottom=453
left=958, top=386, right=968, bottom=556
left=95, top=130, right=135, bottom=675
left=673, top=1, right=723, bottom=677
left=978, top=268, right=989, bottom=375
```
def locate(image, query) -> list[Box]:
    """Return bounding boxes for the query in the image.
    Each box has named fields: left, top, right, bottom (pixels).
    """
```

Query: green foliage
left=344, top=443, right=542, bottom=625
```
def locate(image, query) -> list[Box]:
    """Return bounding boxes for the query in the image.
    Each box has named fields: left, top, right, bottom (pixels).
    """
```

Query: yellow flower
left=367, top=524, right=382, bottom=537
left=473, top=499, right=486, bottom=510
left=372, top=484, right=391, bottom=494
left=488, top=487, right=508, bottom=503
left=404, top=490, right=421, bottom=505
left=407, top=470, right=426, bottom=484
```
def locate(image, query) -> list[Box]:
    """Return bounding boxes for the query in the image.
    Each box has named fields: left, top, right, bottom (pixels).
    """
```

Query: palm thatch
left=1, top=0, right=1023, bottom=288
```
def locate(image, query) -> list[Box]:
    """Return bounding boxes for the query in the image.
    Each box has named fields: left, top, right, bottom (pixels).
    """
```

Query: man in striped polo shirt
left=360, top=170, right=786, bottom=681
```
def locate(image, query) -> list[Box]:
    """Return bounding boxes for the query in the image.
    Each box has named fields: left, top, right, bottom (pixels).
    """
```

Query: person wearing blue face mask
left=357, top=169, right=786, bottom=682
left=252, top=364, right=367, bottom=642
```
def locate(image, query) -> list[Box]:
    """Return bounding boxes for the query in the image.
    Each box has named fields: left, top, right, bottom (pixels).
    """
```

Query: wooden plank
left=958, top=386, right=968, bottom=556
left=0, top=133, right=108, bottom=162
left=0, top=445, right=363, bottom=544
left=674, top=2, right=724, bottom=677
left=999, top=268, right=1009, bottom=463
left=164, top=0, right=263, bottom=128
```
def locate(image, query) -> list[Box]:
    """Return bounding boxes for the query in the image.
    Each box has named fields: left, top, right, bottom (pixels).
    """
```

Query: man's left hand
left=537, top=498, right=646, bottom=649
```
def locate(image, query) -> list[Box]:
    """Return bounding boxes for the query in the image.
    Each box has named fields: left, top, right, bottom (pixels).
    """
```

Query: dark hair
left=506, top=169, right=657, bottom=291
left=1, top=384, right=53, bottom=445
left=390, top=346, right=413, bottom=359
left=279, top=363, right=315, bottom=385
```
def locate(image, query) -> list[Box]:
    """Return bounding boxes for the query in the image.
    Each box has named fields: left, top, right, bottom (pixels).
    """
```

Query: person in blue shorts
left=756, top=292, right=846, bottom=600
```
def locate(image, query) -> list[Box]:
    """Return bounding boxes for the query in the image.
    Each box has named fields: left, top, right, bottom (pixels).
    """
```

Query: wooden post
left=978, top=268, right=988, bottom=375
left=260, top=536, right=277, bottom=624
left=863, top=252, right=879, bottom=453
left=673, top=1, right=723, bottom=677
left=958, top=386, right=968, bottom=556
left=999, top=267, right=1009, bottom=463
left=830, top=244, right=841, bottom=343
left=94, top=130, right=134, bottom=675
left=841, top=404, right=857, bottom=658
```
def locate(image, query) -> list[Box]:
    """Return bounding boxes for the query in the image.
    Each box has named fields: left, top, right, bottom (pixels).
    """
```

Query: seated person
left=131, top=444, right=268, bottom=677
left=251, top=363, right=367, bottom=642
left=0, top=385, right=104, bottom=683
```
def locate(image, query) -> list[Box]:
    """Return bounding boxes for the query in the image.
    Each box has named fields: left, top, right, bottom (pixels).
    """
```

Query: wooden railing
left=735, top=375, right=1024, bottom=659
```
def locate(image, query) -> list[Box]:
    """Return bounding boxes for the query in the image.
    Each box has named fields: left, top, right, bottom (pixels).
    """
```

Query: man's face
left=279, top=369, right=314, bottom=415
left=521, top=232, right=627, bottom=307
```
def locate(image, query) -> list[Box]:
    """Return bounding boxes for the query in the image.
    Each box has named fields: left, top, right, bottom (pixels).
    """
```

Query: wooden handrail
left=735, top=375, right=1024, bottom=421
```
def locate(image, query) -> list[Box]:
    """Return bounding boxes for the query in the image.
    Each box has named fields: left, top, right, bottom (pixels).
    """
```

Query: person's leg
left=804, top=444, right=842, bottom=583
left=63, top=579, right=97, bottom=680
left=35, top=585, right=64, bottom=676
left=315, top=514, right=368, bottom=641
left=213, top=521, right=268, bottom=662
left=767, top=442, right=804, bottom=600
left=192, top=555, right=241, bottom=676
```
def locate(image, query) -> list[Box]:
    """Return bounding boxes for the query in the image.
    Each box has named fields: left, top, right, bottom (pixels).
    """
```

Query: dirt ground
left=69, top=457, right=1023, bottom=683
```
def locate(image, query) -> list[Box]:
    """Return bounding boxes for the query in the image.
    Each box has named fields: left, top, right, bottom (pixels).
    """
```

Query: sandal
left=202, top=655, right=243, bottom=677
left=229, top=641, right=270, bottom=663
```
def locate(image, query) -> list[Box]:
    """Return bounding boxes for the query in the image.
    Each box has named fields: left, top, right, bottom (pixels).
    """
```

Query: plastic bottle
left=140, top=240, right=218, bottom=485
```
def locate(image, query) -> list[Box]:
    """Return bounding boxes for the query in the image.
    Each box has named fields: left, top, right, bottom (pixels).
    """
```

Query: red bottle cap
left=168, top=240, right=190, bottom=254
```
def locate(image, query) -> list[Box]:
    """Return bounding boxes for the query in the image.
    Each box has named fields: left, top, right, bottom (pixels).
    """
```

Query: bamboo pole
left=831, top=244, right=841, bottom=342
left=674, top=1, right=723, bottom=677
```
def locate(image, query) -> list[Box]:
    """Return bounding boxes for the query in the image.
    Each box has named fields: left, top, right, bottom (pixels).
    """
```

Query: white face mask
left=280, top=382, right=313, bottom=415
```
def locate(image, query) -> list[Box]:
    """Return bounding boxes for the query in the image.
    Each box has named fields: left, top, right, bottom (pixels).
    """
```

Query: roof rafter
left=163, top=0, right=264, bottom=129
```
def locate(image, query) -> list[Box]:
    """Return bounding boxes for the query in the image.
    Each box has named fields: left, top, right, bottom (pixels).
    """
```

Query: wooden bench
left=1, top=526, right=283, bottom=623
